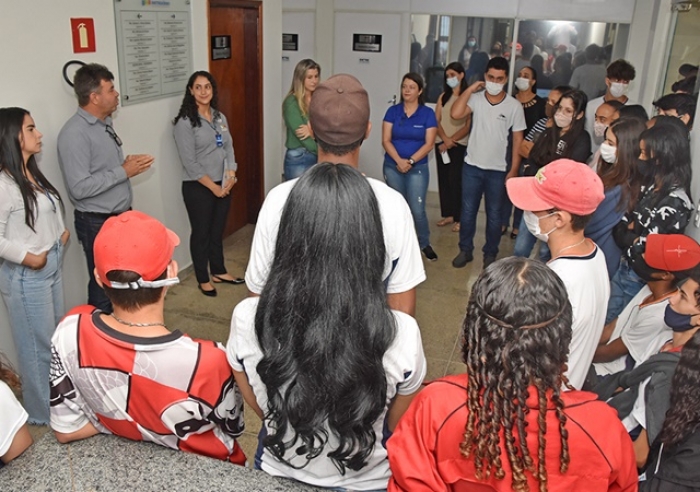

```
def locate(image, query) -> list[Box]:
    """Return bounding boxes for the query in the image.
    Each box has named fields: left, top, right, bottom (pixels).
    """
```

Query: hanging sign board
left=353, top=34, right=382, bottom=53
left=282, top=34, right=299, bottom=51
left=114, top=0, right=193, bottom=106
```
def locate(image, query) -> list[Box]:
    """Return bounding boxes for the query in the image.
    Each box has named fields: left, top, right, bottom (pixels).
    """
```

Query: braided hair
left=460, top=257, right=573, bottom=491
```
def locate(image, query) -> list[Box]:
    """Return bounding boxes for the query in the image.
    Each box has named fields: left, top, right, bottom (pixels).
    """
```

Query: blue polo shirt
left=383, top=104, right=437, bottom=166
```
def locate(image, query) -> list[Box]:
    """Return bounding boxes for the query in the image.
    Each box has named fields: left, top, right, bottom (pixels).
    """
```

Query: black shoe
left=422, top=245, right=438, bottom=261
left=212, top=275, right=245, bottom=285
left=483, top=255, right=497, bottom=269
left=198, top=284, right=217, bottom=297
left=452, top=251, right=473, bottom=268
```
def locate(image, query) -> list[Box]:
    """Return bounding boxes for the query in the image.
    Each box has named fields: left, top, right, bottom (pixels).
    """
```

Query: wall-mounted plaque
left=211, top=35, right=231, bottom=60
left=114, top=0, right=193, bottom=106
left=353, top=34, right=382, bottom=53
left=283, top=33, right=298, bottom=51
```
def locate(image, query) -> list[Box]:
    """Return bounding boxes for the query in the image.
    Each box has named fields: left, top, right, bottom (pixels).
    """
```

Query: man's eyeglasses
left=105, top=125, right=123, bottom=147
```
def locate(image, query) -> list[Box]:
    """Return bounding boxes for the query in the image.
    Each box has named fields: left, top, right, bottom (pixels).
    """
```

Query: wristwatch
left=408, top=158, right=415, bottom=166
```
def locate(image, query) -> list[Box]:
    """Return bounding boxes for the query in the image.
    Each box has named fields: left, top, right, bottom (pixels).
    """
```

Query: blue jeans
left=605, top=258, right=646, bottom=324
left=75, top=211, right=113, bottom=313
left=383, top=160, right=431, bottom=249
left=459, top=163, right=505, bottom=257
left=0, top=241, right=64, bottom=424
left=284, top=148, right=317, bottom=180
left=513, top=215, right=550, bottom=261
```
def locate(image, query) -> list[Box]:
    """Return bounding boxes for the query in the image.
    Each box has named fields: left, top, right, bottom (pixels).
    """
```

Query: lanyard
left=203, top=112, right=224, bottom=148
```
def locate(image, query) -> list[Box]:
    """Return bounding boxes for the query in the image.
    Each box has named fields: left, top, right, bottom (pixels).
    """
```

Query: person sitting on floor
left=49, top=210, right=246, bottom=465
left=387, top=257, right=637, bottom=491
left=1, top=355, right=33, bottom=467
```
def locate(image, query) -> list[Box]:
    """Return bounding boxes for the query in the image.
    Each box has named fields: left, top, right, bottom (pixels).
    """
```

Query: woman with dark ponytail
left=227, top=163, right=426, bottom=490
left=0, top=108, right=69, bottom=425
left=387, top=257, right=637, bottom=491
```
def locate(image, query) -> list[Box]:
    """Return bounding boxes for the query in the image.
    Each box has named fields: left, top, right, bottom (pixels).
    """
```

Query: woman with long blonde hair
left=283, top=59, right=320, bottom=180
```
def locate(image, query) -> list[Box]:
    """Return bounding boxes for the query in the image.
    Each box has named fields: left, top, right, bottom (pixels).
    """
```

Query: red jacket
left=388, top=374, right=638, bottom=492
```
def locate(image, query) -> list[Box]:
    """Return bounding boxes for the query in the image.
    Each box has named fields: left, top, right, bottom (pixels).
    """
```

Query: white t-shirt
left=548, top=244, right=610, bottom=389
left=226, top=297, right=426, bottom=491
left=585, top=96, right=636, bottom=154
left=0, top=380, right=28, bottom=458
left=464, top=91, right=527, bottom=172
left=245, top=176, right=425, bottom=295
left=594, top=286, right=672, bottom=376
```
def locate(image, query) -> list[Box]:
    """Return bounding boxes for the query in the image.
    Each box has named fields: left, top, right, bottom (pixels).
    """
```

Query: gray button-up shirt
left=57, top=108, right=131, bottom=214
left=173, top=110, right=237, bottom=182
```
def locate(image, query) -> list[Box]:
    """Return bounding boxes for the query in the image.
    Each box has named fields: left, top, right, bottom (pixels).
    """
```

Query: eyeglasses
left=105, top=125, right=123, bottom=147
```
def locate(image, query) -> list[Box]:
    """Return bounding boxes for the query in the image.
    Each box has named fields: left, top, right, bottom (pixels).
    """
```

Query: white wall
left=0, top=0, right=283, bottom=366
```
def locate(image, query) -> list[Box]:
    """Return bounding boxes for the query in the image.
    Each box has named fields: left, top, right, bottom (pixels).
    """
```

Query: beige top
left=436, top=93, right=469, bottom=146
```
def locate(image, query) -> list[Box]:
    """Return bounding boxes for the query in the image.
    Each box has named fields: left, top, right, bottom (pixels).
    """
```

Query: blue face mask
left=664, top=304, right=698, bottom=332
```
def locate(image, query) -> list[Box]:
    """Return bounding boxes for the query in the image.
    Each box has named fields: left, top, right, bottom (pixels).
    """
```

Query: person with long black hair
left=642, top=331, right=700, bottom=490
left=173, top=71, right=244, bottom=297
left=387, top=257, right=637, bottom=491
left=227, top=163, right=426, bottom=490
left=0, top=107, right=69, bottom=425
left=608, top=117, right=694, bottom=323
left=513, top=89, right=591, bottom=259
left=435, top=62, right=470, bottom=232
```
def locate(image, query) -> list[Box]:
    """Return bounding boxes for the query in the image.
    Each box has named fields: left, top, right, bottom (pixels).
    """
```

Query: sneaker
left=483, top=255, right=497, bottom=269
left=422, top=245, right=438, bottom=261
left=452, top=250, right=473, bottom=268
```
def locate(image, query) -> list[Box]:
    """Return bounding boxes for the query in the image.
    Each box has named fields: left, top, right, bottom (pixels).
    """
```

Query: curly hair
left=460, top=257, right=573, bottom=491
left=255, top=163, right=396, bottom=474
left=0, top=353, right=21, bottom=394
left=172, top=71, right=220, bottom=128
left=657, top=330, right=700, bottom=446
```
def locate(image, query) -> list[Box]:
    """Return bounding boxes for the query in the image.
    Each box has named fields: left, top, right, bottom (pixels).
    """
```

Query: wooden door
left=209, top=0, right=264, bottom=236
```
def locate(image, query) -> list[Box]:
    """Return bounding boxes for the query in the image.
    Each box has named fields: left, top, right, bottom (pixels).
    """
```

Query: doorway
left=209, top=0, right=264, bottom=236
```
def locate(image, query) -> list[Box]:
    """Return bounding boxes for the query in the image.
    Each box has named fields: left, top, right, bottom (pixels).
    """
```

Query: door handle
left=388, top=95, right=397, bottom=105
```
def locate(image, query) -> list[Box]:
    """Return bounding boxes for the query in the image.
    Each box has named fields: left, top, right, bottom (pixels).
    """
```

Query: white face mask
left=446, top=77, right=459, bottom=89
left=523, top=210, right=558, bottom=242
left=515, top=77, right=531, bottom=92
left=599, top=142, right=617, bottom=164
left=593, top=121, right=607, bottom=138
left=485, top=81, right=504, bottom=96
left=554, top=112, right=573, bottom=129
left=609, top=82, right=629, bottom=98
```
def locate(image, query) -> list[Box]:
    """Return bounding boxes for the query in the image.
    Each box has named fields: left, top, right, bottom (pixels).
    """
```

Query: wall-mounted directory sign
left=283, top=33, right=299, bottom=51
left=114, top=0, right=192, bottom=106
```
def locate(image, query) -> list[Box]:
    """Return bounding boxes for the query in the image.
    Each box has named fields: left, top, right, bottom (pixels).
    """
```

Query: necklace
left=557, top=238, right=586, bottom=256
left=110, top=313, right=166, bottom=328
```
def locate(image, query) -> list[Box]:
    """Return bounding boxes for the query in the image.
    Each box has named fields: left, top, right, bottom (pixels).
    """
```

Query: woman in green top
left=283, top=59, right=320, bottom=180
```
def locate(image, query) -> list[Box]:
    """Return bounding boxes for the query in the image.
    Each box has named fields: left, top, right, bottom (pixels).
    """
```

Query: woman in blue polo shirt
left=382, top=73, right=438, bottom=260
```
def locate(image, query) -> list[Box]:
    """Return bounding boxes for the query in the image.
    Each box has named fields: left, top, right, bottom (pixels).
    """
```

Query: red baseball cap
left=506, top=159, right=604, bottom=215
left=94, top=211, right=180, bottom=289
left=644, top=234, right=700, bottom=272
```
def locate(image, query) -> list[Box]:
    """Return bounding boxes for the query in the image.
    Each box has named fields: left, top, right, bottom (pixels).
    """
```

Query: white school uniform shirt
left=0, top=381, right=28, bottom=458
left=594, top=285, right=672, bottom=376
left=226, top=297, right=427, bottom=491
left=464, top=91, right=526, bottom=171
left=245, top=176, right=425, bottom=295
left=548, top=244, right=609, bottom=389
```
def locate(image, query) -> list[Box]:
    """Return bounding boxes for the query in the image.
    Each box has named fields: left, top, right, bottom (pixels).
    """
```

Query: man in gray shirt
left=58, top=63, right=153, bottom=313
left=569, top=44, right=607, bottom=101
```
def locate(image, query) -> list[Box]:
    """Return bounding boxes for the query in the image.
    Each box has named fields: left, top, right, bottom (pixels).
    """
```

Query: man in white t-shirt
left=584, top=59, right=636, bottom=154
left=245, top=74, right=425, bottom=316
left=450, top=56, right=526, bottom=270
left=507, top=159, right=608, bottom=389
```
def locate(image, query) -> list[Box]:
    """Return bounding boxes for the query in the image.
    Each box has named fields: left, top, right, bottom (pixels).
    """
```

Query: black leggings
left=435, top=143, right=466, bottom=221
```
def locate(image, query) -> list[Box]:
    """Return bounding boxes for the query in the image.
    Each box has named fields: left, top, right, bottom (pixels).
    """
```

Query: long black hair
left=255, top=163, right=396, bottom=473
left=639, top=116, right=693, bottom=206
left=529, top=90, right=588, bottom=169
left=0, top=107, right=63, bottom=231
left=657, top=330, right=700, bottom=446
left=461, top=257, right=573, bottom=491
left=441, top=62, right=468, bottom=106
left=172, top=71, right=220, bottom=128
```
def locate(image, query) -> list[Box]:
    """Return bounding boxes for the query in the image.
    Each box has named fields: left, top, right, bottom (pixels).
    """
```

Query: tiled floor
left=29, top=191, right=517, bottom=463
left=160, top=190, right=516, bottom=461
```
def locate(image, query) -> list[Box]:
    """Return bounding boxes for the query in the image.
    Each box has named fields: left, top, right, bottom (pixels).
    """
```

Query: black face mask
left=664, top=304, right=697, bottom=333
left=637, top=158, right=656, bottom=179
